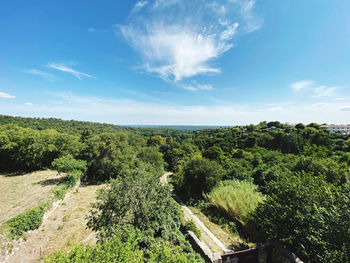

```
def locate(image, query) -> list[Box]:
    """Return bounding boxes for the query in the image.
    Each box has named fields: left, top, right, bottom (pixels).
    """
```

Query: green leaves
left=6, top=203, right=47, bottom=239
left=52, top=155, right=87, bottom=174
left=252, top=173, right=350, bottom=262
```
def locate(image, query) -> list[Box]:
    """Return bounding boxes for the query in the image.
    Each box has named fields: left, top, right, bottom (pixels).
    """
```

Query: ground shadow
left=37, top=177, right=65, bottom=186
left=3, top=171, right=27, bottom=177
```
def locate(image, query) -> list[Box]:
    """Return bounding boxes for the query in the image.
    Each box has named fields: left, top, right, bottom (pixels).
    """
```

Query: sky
left=0, top=0, right=349, bottom=125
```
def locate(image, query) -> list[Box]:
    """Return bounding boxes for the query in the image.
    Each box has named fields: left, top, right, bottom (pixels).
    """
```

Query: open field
left=0, top=170, right=63, bottom=226
left=7, top=183, right=104, bottom=263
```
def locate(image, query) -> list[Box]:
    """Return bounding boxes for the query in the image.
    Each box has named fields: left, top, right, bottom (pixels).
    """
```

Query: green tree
left=84, top=132, right=135, bottom=181
left=253, top=173, right=350, bottom=262
left=176, top=157, right=224, bottom=198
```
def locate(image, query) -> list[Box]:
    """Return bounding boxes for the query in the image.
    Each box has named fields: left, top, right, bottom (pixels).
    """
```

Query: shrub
left=183, top=220, right=201, bottom=239
left=176, top=157, right=224, bottom=198
left=51, top=155, right=87, bottom=174
left=45, top=228, right=202, bottom=263
left=6, top=203, right=47, bottom=239
left=204, top=180, right=265, bottom=226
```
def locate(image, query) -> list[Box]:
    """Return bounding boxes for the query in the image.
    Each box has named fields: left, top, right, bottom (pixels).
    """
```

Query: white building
left=321, top=125, right=350, bottom=135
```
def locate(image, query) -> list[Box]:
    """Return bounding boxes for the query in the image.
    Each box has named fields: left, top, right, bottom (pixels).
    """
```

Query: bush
left=6, top=203, right=47, bottom=239
left=204, top=180, right=265, bottom=226
left=51, top=155, right=87, bottom=174
left=183, top=220, right=201, bottom=239
left=45, top=228, right=202, bottom=263
left=176, top=157, right=224, bottom=198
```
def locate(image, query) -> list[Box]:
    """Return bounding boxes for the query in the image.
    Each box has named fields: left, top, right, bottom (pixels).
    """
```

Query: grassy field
left=0, top=170, right=105, bottom=263
left=0, top=170, right=63, bottom=226
left=7, top=184, right=104, bottom=263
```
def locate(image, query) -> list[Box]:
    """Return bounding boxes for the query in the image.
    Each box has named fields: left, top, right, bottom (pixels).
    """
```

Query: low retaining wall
left=187, top=231, right=221, bottom=263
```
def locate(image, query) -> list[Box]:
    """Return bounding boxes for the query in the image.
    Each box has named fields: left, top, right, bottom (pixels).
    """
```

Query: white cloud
left=266, top=106, right=283, bottom=112
left=120, top=0, right=261, bottom=83
left=340, top=106, right=350, bottom=112
left=229, top=0, right=263, bottom=32
left=47, top=63, right=95, bottom=80
left=180, top=83, right=214, bottom=91
left=291, top=80, right=315, bottom=92
left=134, top=1, right=148, bottom=10
left=291, top=80, right=339, bottom=98
left=122, top=24, right=228, bottom=81
left=312, top=86, right=338, bottom=98
left=0, top=92, right=15, bottom=99
left=311, top=102, right=328, bottom=108
left=24, top=69, right=55, bottom=80
left=25, top=102, right=33, bottom=106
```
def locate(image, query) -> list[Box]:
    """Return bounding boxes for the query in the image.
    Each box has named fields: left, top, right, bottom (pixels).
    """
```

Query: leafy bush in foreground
left=253, top=173, right=350, bottom=262
left=45, top=228, right=200, bottom=263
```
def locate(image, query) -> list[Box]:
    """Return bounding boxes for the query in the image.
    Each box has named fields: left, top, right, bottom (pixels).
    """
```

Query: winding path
left=161, top=172, right=231, bottom=254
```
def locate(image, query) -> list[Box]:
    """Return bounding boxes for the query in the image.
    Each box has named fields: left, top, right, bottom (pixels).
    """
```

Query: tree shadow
left=3, top=171, right=27, bottom=177
left=37, top=177, right=65, bottom=186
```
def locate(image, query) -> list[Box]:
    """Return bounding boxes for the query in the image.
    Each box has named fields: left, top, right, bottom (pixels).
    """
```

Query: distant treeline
left=0, top=115, right=194, bottom=139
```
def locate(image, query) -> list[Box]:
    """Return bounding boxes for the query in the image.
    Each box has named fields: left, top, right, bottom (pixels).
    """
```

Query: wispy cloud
left=87, top=28, right=95, bottom=32
left=180, top=83, right=214, bottom=91
left=25, top=102, right=33, bottom=106
left=291, top=80, right=339, bottom=98
left=311, top=102, right=328, bottom=108
left=291, top=80, right=315, bottom=92
left=339, top=106, right=350, bottom=112
left=47, top=63, right=95, bottom=80
left=311, top=86, right=337, bottom=98
left=133, top=1, right=148, bottom=10
left=266, top=106, right=283, bottom=112
left=120, top=0, right=261, bottom=84
left=229, top=0, right=263, bottom=32
left=0, top=92, right=15, bottom=99
left=23, top=69, right=56, bottom=80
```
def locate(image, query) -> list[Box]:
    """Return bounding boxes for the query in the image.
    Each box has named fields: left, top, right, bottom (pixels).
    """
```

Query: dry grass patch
left=0, top=170, right=64, bottom=226
left=7, top=184, right=105, bottom=263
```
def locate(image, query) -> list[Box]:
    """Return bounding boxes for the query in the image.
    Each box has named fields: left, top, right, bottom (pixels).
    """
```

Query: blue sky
left=0, top=0, right=349, bottom=125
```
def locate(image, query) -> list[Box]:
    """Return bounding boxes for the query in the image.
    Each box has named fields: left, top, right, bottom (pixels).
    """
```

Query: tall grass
left=204, top=180, right=265, bottom=226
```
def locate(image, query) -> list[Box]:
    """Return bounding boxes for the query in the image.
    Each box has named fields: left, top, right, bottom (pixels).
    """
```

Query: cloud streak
left=0, top=92, right=15, bottom=99
left=47, top=63, right=95, bottom=80
left=120, top=0, right=261, bottom=83
left=291, top=80, right=339, bottom=98
left=24, top=69, right=56, bottom=80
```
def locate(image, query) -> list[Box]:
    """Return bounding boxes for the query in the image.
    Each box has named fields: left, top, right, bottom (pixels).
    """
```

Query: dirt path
left=161, top=172, right=231, bottom=254
left=6, top=184, right=104, bottom=263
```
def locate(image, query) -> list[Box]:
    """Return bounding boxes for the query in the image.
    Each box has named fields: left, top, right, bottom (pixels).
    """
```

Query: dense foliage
left=162, top=121, right=350, bottom=262
left=2, top=117, right=350, bottom=262
left=253, top=173, right=350, bottom=262
left=46, top=228, right=200, bottom=263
